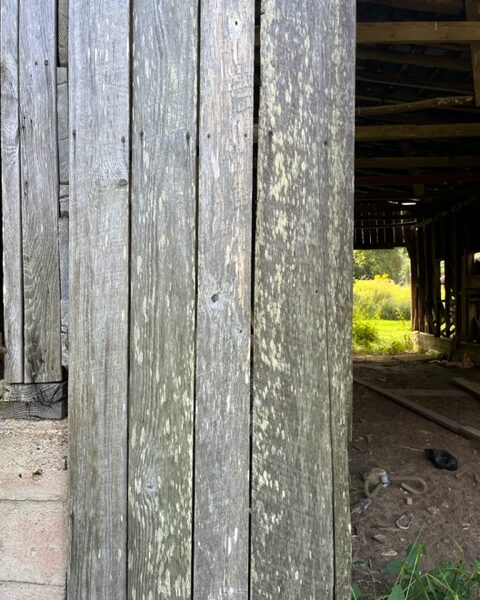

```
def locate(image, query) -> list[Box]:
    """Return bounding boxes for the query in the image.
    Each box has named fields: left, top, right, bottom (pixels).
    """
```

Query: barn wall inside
left=409, top=201, right=480, bottom=356
left=0, top=0, right=69, bottom=595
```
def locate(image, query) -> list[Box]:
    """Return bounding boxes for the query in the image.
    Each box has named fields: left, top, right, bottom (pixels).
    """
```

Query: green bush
left=353, top=308, right=379, bottom=353
left=354, top=275, right=411, bottom=321
left=352, top=542, right=480, bottom=599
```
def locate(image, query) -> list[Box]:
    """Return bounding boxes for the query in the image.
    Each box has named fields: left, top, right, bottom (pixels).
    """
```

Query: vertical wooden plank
left=128, top=2, right=197, bottom=598
left=68, top=1, right=129, bottom=597
left=253, top=0, right=355, bottom=598
left=1, top=0, right=23, bottom=382
left=321, top=1, right=356, bottom=594
left=194, top=1, right=254, bottom=597
left=19, top=0, right=62, bottom=382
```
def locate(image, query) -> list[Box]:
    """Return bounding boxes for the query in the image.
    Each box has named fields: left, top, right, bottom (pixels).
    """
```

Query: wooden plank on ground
left=194, top=1, right=254, bottom=598
left=354, top=378, right=480, bottom=441
left=0, top=382, right=67, bottom=419
left=388, top=388, right=470, bottom=398
left=19, top=0, right=62, bottom=382
left=68, top=1, right=130, bottom=597
left=357, top=21, right=480, bottom=44
left=128, top=2, right=197, bottom=598
left=1, top=0, right=23, bottom=383
left=253, top=1, right=354, bottom=598
left=452, top=377, right=480, bottom=399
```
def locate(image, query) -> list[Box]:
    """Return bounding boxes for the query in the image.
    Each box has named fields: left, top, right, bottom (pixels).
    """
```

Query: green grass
left=352, top=541, right=480, bottom=599
left=353, top=319, right=413, bottom=354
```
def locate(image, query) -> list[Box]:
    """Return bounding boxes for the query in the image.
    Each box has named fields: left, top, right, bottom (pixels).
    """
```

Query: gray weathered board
left=252, top=1, right=355, bottom=598
left=128, top=1, right=197, bottom=598
left=19, top=0, right=62, bottom=383
left=68, top=0, right=130, bottom=597
left=1, top=0, right=24, bottom=382
left=194, top=1, right=254, bottom=598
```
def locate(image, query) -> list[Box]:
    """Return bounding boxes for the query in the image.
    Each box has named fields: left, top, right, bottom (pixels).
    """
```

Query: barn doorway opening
left=351, top=1, right=480, bottom=595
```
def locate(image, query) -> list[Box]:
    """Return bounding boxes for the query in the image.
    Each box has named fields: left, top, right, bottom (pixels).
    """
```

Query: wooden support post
left=68, top=1, right=130, bottom=597
left=194, top=1, right=254, bottom=598
left=253, top=0, right=354, bottom=597
left=128, top=2, right=197, bottom=598
left=466, top=0, right=480, bottom=106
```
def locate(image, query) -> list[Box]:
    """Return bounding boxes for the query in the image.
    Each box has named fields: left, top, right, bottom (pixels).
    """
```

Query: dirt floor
left=351, top=354, right=480, bottom=595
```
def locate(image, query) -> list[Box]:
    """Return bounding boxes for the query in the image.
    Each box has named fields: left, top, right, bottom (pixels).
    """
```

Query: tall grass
left=354, top=275, right=411, bottom=321
left=353, top=275, right=413, bottom=354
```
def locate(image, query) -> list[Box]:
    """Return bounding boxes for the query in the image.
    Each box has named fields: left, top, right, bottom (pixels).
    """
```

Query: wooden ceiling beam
left=356, top=171, right=480, bottom=184
left=357, top=21, right=480, bottom=44
left=356, top=95, right=473, bottom=115
left=358, top=0, right=464, bottom=16
left=356, top=71, right=472, bottom=94
left=357, top=48, right=471, bottom=71
left=356, top=154, right=480, bottom=168
left=357, top=122, right=480, bottom=140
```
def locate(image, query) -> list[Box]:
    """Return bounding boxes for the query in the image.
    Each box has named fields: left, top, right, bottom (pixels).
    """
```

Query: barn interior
left=351, top=0, right=480, bottom=591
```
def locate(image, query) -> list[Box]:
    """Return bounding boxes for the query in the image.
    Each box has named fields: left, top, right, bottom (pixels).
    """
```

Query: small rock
left=428, top=507, right=439, bottom=515
left=372, top=534, right=387, bottom=544
left=382, top=549, right=398, bottom=558
left=406, top=497, right=413, bottom=506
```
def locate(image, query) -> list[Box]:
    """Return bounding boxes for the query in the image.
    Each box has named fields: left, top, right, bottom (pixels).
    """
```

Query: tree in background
left=353, top=248, right=410, bottom=284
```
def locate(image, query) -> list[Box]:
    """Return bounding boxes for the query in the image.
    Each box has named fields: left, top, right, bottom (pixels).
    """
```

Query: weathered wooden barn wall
left=1, top=0, right=68, bottom=408
left=3, top=0, right=355, bottom=598
left=409, top=200, right=480, bottom=346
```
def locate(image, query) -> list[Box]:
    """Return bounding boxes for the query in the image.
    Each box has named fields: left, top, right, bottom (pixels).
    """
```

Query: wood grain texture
left=1, top=381, right=67, bottom=419
left=68, top=1, right=130, bottom=597
left=19, top=0, right=62, bottom=382
left=128, top=2, right=197, bottom=598
left=253, top=1, right=354, bottom=598
left=319, top=1, right=355, bottom=595
left=1, top=0, right=23, bottom=382
left=194, top=1, right=254, bottom=598
left=57, top=67, right=69, bottom=183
